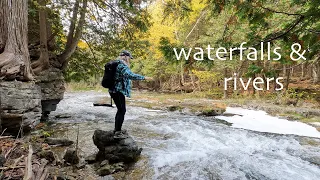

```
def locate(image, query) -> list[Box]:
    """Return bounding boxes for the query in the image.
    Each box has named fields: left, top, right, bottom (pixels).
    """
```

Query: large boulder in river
left=93, top=130, right=142, bottom=163
left=0, top=81, right=42, bottom=133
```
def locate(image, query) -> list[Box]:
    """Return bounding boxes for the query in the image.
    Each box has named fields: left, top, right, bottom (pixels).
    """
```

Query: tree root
left=0, top=52, right=34, bottom=81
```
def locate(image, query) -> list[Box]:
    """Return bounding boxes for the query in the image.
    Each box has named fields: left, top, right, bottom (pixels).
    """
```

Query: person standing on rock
left=108, top=50, right=152, bottom=138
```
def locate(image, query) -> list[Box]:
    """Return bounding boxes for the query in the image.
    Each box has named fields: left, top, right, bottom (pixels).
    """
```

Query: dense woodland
left=0, top=0, right=319, bottom=100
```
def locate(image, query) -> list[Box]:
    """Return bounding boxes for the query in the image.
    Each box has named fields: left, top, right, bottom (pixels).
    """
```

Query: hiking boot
left=114, top=131, right=128, bottom=139
left=113, top=129, right=127, bottom=134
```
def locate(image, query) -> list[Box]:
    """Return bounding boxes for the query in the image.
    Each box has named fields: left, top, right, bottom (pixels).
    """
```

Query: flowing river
left=50, top=91, right=320, bottom=180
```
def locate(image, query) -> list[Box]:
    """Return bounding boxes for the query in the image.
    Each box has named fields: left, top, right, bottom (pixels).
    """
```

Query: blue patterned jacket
left=109, top=60, right=145, bottom=97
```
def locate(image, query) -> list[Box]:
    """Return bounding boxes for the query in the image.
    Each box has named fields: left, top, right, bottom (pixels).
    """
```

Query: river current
left=50, top=91, right=320, bottom=180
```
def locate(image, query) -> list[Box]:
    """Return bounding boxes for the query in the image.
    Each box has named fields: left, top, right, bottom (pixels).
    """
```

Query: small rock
left=113, top=162, right=125, bottom=172
left=85, top=154, right=97, bottom=164
left=63, top=148, right=79, bottom=165
left=30, top=130, right=43, bottom=135
left=76, top=158, right=86, bottom=169
left=39, top=150, right=55, bottom=162
left=199, top=108, right=226, bottom=116
left=100, top=160, right=109, bottom=166
left=99, top=175, right=115, bottom=180
left=0, top=155, right=5, bottom=167
left=56, top=175, right=76, bottom=180
left=41, top=143, right=50, bottom=150
left=168, top=106, right=182, bottom=111
left=55, top=114, right=72, bottom=119
left=53, top=154, right=62, bottom=166
left=305, top=156, right=320, bottom=166
left=45, top=137, right=74, bottom=146
left=97, top=164, right=114, bottom=176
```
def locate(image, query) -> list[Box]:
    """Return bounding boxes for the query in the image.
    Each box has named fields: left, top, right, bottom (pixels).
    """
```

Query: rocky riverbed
left=2, top=91, right=320, bottom=179
left=46, top=91, right=320, bottom=179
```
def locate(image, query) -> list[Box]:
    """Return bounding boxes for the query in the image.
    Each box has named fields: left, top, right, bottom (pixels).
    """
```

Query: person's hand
left=145, top=77, right=153, bottom=81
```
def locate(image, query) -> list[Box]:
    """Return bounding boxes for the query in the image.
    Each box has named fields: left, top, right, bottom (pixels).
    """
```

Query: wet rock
left=0, top=154, right=5, bottom=167
left=99, top=175, right=115, bottom=180
left=198, top=103, right=226, bottom=116
left=39, top=150, right=55, bottom=162
left=55, top=114, right=72, bottom=119
left=97, top=164, right=114, bottom=176
left=100, top=160, right=109, bottom=166
left=85, top=154, right=97, bottom=164
left=305, top=156, right=320, bottom=166
left=45, top=137, right=74, bottom=146
left=63, top=148, right=79, bottom=165
left=76, top=158, right=86, bottom=169
left=93, top=130, right=117, bottom=150
left=96, top=163, right=124, bottom=176
left=199, top=108, right=226, bottom=116
left=0, top=81, right=42, bottom=133
left=56, top=174, right=76, bottom=180
left=93, top=130, right=142, bottom=164
left=168, top=105, right=182, bottom=111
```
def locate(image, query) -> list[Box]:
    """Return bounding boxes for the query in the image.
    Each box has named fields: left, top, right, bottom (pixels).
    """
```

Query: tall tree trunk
left=301, top=63, right=305, bottom=78
left=285, top=65, right=291, bottom=90
left=0, top=0, right=33, bottom=81
left=0, top=0, right=7, bottom=53
left=59, top=0, right=88, bottom=70
left=190, top=70, right=196, bottom=92
left=312, top=57, right=320, bottom=84
left=223, top=68, right=228, bottom=99
left=0, top=92, right=2, bottom=133
left=31, top=0, right=50, bottom=74
left=180, top=60, right=184, bottom=86
left=283, top=64, right=286, bottom=77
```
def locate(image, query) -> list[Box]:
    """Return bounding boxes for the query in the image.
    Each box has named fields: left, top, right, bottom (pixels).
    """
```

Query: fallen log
left=35, top=159, right=48, bottom=180
left=23, top=145, right=33, bottom=180
left=0, top=166, right=25, bottom=170
left=0, top=135, right=14, bottom=140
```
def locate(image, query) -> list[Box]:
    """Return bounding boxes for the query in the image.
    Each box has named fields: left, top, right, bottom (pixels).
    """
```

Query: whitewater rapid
left=50, top=91, right=320, bottom=180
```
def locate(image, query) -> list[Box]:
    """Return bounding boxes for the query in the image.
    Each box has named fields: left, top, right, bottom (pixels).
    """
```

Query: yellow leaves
left=189, top=0, right=206, bottom=22
left=144, top=0, right=177, bottom=59
left=192, top=70, right=221, bottom=83
left=61, top=37, right=67, bottom=43
left=90, top=15, right=97, bottom=21
left=77, top=40, right=89, bottom=49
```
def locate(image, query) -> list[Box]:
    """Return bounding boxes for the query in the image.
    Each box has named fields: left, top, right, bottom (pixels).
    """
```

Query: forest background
left=63, top=0, right=320, bottom=103
left=2, top=0, right=319, bottom=103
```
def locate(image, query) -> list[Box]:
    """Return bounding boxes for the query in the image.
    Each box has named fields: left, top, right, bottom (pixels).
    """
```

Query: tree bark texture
left=0, top=0, right=33, bottom=81
left=312, top=56, right=320, bottom=84
left=0, top=0, right=8, bottom=53
left=31, top=0, right=50, bottom=75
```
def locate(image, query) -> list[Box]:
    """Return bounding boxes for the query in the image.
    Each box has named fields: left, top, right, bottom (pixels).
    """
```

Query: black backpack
left=101, top=60, right=120, bottom=89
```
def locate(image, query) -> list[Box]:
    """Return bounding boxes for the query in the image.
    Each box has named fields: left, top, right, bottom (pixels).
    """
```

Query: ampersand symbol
left=290, top=43, right=306, bottom=61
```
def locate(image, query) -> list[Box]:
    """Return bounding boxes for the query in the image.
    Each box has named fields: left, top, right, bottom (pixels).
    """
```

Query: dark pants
left=109, top=92, right=126, bottom=132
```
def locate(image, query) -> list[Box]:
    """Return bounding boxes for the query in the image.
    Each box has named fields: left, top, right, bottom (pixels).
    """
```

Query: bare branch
left=185, top=9, right=207, bottom=42
left=258, top=5, right=304, bottom=16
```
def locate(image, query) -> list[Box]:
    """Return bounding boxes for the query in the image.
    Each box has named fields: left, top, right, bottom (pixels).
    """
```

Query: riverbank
left=2, top=91, right=320, bottom=179
left=91, top=90, right=320, bottom=130
left=45, top=92, right=320, bottom=179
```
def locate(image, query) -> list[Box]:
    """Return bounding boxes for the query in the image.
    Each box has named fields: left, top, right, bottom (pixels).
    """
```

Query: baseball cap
left=119, top=50, right=133, bottom=59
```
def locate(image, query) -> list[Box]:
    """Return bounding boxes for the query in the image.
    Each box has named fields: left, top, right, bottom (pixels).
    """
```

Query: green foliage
left=245, top=64, right=263, bottom=78
left=64, top=0, right=152, bottom=82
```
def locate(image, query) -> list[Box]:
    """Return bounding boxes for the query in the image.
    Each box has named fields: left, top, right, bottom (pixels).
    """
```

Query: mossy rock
left=167, top=105, right=183, bottom=111
left=199, top=103, right=226, bottom=116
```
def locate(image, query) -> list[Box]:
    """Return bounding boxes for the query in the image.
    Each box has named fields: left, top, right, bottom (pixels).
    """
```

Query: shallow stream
left=50, top=91, right=320, bottom=180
